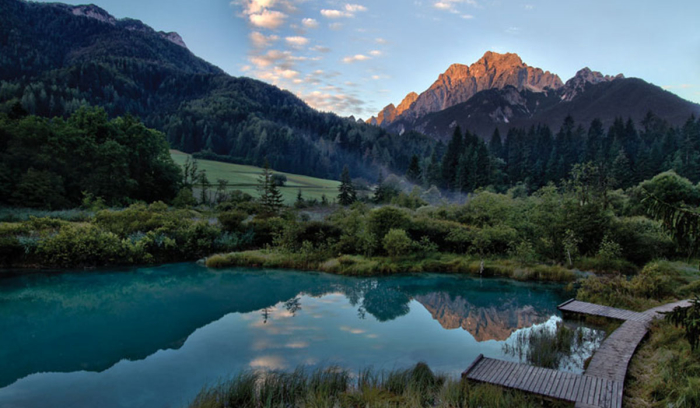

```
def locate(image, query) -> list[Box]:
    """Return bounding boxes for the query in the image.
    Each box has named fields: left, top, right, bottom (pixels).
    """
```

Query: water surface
left=0, top=263, right=597, bottom=408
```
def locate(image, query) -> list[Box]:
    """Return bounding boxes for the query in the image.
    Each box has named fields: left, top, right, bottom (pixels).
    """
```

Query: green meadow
left=170, top=150, right=341, bottom=204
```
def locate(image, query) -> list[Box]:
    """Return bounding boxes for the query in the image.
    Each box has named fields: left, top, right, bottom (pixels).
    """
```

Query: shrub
left=368, top=206, right=411, bottom=242
left=218, top=210, right=247, bottom=232
left=37, top=224, right=124, bottom=267
left=383, top=229, right=413, bottom=258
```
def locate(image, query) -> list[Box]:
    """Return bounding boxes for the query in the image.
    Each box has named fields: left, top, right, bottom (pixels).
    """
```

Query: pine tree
left=199, top=170, right=210, bottom=205
left=612, top=149, right=633, bottom=188
left=373, top=170, right=385, bottom=203
left=441, top=126, right=464, bottom=190
left=258, top=159, right=284, bottom=214
left=426, top=149, right=442, bottom=187
left=406, top=154, right=422, bottom=184
left=489, top=128, right=503, bottom=159
left=338, top=165, right=357, bottom=205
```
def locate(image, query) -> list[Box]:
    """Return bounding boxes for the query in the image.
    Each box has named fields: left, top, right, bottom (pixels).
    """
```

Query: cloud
left=250, top=31, right=279, bottom=48
left=342, top=54, right=370, bottom=63
left=345, top=4, right=367, bottom=12
left=239, top=0, right=276, bottom=15
left=329, top=22, right=344, bottom=30
left=369, top=50, right=382, bottom=56
left=311, top=45, right=331, bottom=53
left=249, top=9, right=287, bottom=29
left=285, top=36, right=309, bottom=47
left=321, top=4, right=367, bottom=18
left=302, top=17, right=319, bottom=28
left=375, top=37, right=388, bottom=44
left=433, top=0, right=479, bottom=17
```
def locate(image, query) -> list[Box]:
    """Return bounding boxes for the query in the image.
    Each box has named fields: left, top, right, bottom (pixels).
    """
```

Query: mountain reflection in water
left=0, top=263, right=586, bottom=408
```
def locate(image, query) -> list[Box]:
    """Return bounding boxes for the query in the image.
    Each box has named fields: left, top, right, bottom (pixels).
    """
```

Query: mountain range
left=1, top=0, right=699, bottom=181
left=0, top=0, right=434, bottom=180
left=371, top=52, right=700, bottom=140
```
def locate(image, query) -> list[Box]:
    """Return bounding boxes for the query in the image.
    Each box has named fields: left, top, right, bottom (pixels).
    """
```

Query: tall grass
left=187, top=363, right=547, bottom=408
left=206, top=250, right=577, bottom=282
left=502, top=321, right=604, bottom=371
left=0, top=207, right=93, bottom=222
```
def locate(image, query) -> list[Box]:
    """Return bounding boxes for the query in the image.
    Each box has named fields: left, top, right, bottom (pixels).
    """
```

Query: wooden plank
left=506, top=364, right=526, bottom=388
left=491, top=361, right=511, bottom=385
left=532, top=368, right=548, bottom=394
left=535, top=370, right=552, bottom=395
left=462, top=354, right=484, bottom=378
left=483, top=360, right=502, bottom=383
left=484, top=359, right=506, bottom=383
left=524, top=368, right=543, bottom=393
left=549, top=372, right=564, bottom=398
left=472, top=358, right=493, bottom=381
left=513, top=365, right=534, bottom=390
left=569, top=376, right=583, bottom=402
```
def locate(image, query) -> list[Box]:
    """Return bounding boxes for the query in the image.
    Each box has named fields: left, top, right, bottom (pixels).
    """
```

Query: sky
left=37, top=0, right=700, bottom=118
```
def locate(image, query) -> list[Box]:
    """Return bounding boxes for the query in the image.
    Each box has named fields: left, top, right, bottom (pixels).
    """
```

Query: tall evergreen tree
left=258, top=159, right=284, bottom=214
left=612, top=149, right=633, bottom=188
left=338, top=165, right=357, bottom=205
left=489, top=128, right=503, bottom=159
left=406, top=155, right=422, bottom=184
left=441, top=126, right=464, bottom=190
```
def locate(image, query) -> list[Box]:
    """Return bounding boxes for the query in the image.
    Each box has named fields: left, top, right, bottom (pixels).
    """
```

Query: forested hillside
left=0, top=0, right=435, bottom=180
left=415, top=113, right=700, bottom=195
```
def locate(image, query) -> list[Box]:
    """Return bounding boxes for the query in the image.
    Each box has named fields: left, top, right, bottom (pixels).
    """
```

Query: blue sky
left=38, top=0, right=700, bottom=118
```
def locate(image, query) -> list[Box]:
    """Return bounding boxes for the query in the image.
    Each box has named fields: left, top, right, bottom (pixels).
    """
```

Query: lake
left=0, top=263, right=602, bottom=408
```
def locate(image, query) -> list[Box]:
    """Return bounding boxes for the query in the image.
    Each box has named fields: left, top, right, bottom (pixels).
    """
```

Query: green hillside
left=170, top=151, right=341, bottom=205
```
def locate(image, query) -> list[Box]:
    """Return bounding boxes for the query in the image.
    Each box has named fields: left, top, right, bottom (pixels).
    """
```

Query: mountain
left=0, top=0, right=435, bottom=180
left=372, top=51, right=563, bottom=127
left=375, top=52, right=700, bottom=140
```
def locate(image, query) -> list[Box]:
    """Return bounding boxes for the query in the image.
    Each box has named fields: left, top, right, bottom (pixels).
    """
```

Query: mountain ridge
left=0, top=0, right=436, bottom=180
left=373, top=52, right=700, bottom=139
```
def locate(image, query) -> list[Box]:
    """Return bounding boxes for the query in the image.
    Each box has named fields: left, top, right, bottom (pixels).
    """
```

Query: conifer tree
left=405, top=155, right=422, bottom=184
left=338, top=165, right=357, bottom=205
left=489, top=128, right=503, bottom=159
left=441, top=126, right=464, bottom=190
left=258, top=159, right=284, bottom=214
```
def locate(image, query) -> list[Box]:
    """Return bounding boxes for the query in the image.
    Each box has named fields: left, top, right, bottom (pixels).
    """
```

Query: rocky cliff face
left=57, top=4, right=188, bottom=49
left=374, top=92, right=419, bottom=126
left=560, top=67, right=624, bottom=101
left=377, top=51, right=562, bottom=125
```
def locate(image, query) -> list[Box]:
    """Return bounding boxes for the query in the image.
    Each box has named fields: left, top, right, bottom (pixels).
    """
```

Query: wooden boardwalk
left=462, top=299, right=691, bottom=408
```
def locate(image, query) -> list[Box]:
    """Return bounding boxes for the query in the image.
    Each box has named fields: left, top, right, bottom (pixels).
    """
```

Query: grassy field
left=170, top=150, right=341, bottom=205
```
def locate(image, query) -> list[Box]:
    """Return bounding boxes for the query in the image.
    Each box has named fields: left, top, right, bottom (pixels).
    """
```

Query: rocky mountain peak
left=67, top=4, right=116, bottom=25
left=376, top=51, right=562, bottom=125
left=561, top=67, right=624, bottom=101
left=160, top=32, right=187, bottom=48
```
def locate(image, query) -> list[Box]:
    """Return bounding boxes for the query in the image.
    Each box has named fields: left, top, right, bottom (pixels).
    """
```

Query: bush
left=383, top=229, right=413, bottom=258
left=368, top=206, right=411, bottom=241
left=37, top=224, right=125, bottom=267
left=218, top=210, right=247, bottom=232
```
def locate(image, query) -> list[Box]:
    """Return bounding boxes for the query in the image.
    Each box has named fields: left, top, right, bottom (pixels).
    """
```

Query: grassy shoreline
left=206, top=250, right=578, bottom=282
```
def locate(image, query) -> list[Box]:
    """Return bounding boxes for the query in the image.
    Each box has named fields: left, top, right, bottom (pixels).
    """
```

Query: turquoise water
left=0, top=263, right=593, bottom=408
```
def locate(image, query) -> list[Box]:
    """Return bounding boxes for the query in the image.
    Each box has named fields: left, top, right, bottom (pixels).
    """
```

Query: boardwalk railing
left=462, top=299, right=691, bottom=408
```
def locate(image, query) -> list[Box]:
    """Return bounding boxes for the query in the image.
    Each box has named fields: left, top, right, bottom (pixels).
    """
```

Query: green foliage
left=37, top=224, right=124, bottom=267
left=383, top=229, right=413, bottom=258
left=368, top=206, right=411, bottom=246
left=257, top=159, right=284, bottom=215
left=597, top=235, right=623, bottom=260
left=218, top=210, right=247, bottom=232
left=337, top=165, right=356, bottom=206
left=664, top=296, right=700, bottom=351
left=0, top=108, right=181, bottom=208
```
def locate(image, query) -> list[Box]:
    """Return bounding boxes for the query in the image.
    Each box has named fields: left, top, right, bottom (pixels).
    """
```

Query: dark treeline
left=0, top=106, right=181, bottom=209
left=414, top=112, right=700, bottom=194
left=0, top=0, right=436, bottom=181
